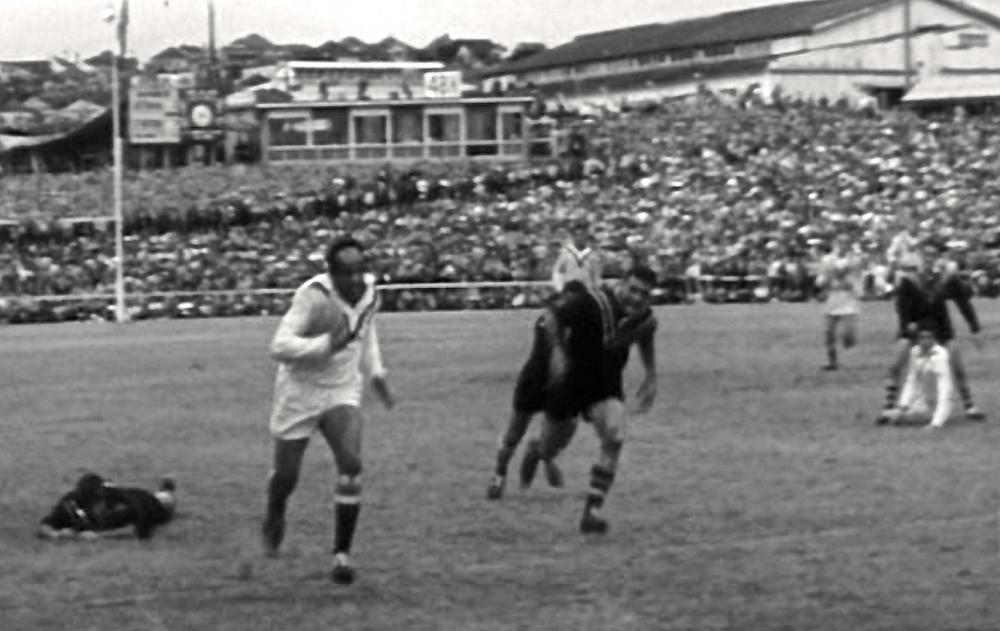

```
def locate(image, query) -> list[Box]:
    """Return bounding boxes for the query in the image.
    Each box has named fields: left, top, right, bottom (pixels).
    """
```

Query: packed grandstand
left=2, top=94, right=1000, bottom=323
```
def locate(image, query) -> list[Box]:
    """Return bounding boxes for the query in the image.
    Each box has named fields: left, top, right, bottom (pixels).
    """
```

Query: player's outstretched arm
left=947, top=276, right=981, bottom=337
left=362, top=322, right=394, bottom=409
left=270, top=286, right=334, bottom=362
left=635, top=318, right=658, bottom=414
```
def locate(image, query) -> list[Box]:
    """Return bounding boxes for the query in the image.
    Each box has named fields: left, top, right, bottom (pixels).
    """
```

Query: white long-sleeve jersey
left=816, top=251, right=862, bottom=316
left=270, top=273, right=385, bottom=429
left=898, top=344, right=954, bottom=427
left=552, top=243, right=601, bottom=291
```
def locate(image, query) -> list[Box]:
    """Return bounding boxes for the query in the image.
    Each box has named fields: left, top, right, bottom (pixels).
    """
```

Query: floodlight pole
left=111, top=28, right=127, bottom=322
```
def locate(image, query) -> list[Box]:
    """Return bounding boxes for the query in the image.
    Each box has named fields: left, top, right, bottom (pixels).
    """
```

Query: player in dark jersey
left=879, top=241, right=985, bottom=423
left=486, top=266, right=658, bottom=534
left=37, top=472, right=177, bottom=541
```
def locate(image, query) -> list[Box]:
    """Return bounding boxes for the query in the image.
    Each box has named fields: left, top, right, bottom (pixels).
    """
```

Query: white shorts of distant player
left=824, top=289, right=860, bottom=317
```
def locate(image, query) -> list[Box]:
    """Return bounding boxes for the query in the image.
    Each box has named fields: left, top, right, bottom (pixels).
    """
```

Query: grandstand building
left=257, top=96, right=536, bottom=164
left=481, top=0, right=1000, bottom=108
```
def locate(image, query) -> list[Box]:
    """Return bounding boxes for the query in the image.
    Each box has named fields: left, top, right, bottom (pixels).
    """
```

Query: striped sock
left=585, top=465, right=615, bottom=511
left=959, top=385, right=974, bottom=409
left=884, top=380, right=898, bottom=409
left=333, top=476, right=361, bottom=555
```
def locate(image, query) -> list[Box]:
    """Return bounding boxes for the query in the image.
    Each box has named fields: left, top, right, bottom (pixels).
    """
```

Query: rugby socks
left=959, top=384, right=975, bottom=411
left=333, top=476, right=361, bottom=555
left=884, top=379, right=898, bottom=409
left=584, top=464, right=615, bottom=512
left=826, top=346, right=837, bottom=370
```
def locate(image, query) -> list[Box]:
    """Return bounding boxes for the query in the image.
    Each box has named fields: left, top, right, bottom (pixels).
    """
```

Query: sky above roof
left=2, top=0, right=998, bottom=62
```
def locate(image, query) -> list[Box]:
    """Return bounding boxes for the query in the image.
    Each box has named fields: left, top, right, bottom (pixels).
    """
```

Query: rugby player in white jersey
left=881, top=321, right=955, bottom=430
left=551, top=221, right=602, bottom=291
left=816, top=234, right=863, bottom=370
left=263, top=236, right=394, bottom=585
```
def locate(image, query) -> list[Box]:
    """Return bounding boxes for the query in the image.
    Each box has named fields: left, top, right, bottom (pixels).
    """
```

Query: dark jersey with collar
left=40, top=483, right=173, bottom=540
left=513, top=280, right=655, bottom=418
left=895, top=273, right=979, bottom=342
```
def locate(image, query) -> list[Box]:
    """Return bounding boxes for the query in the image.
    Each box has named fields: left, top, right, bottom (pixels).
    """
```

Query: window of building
left=268, top=116, right=308, bottom=146
left=466, top=104, right=498, bottom=156
left=392, top=106, right=423, bottom=143
left=312, top=109, right=348, bottom=145
left=353, top=114, right=388, bottom=144
left=669, top=50, right=695, bottom=62
left=500, top=110, right=523, bottom=140
left=703, top=44, right=735, bottom=57
left=427, top=111, right=462, bottom=142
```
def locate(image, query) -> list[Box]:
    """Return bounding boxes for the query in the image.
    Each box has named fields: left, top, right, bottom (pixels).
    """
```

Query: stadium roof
left=903, top=74, right=1000, bottom=102
left=483, top=0, right=1000, bottom=77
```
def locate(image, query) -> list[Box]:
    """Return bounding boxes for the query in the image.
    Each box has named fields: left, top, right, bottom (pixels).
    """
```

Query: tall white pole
left=111, top=36, right=127, bottom=322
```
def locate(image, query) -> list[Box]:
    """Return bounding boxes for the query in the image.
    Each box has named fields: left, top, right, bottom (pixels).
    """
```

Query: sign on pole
left=128, top=78, right=182, bottom=144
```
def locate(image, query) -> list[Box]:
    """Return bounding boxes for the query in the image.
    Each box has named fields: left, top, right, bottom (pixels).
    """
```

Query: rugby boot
left=331, top=552, right=357, bottom=585
left=580, top=507, right=609, bottom=534
left=965, top=405, right=986, bottom=421
left=486, top=474, right=506, bottom=500
left=261, top=515, right=285, bottom=557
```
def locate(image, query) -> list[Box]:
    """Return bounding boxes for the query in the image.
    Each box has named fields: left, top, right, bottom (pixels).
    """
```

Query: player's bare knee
left=601, top=426, right=624, bottom=455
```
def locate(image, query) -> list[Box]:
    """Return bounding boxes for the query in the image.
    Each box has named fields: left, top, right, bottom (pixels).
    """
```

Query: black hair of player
left=325, top=236, right=365, bottom=272
left=75, top=472, right=106, bottom=502
left=628, top=264, right=658, bottom=288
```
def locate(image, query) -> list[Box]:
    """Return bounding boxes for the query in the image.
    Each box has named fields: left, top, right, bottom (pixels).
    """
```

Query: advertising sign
left=423, top=71, right=463, bottom=98
left=128, top=79, right=182, bottom=144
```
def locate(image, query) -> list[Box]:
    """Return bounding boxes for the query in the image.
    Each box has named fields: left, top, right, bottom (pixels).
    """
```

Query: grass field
left=1, top=301, right=998, bottom=631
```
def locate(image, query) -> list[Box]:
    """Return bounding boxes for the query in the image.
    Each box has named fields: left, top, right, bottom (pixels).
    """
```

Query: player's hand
left=36, top=525, right=72, bottom=540
left=371, top=376, right=395, bottom=410
left=635, top=377, right=657, bottom=414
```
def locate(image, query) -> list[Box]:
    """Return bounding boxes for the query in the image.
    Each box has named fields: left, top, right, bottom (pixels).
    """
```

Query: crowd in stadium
left=3, top=93, right=1000, bottom=324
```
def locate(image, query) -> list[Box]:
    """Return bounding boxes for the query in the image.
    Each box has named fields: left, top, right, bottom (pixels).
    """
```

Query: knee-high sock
left=333, top=475, right=361, bottom=555
left=585, top=464, right=615, bottom=511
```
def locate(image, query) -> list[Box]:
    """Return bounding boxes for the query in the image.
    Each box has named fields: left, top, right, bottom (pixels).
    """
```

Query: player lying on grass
left=37, top=472, right=177, bottom=541
left=880, top=321, right=954, bottom=430
left=487, top=266, right=658, bottom=534
left=879, top=240, right=985, bottom=423
left=263, top=235, right=395, bottom=586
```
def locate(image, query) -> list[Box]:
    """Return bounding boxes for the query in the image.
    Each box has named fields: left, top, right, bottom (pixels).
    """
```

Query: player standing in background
left=487, top=267, right=658, bottom=534
left=263, top=236, right=395, bottom=585
left=816, top=234, right=863, bottom=370
left=881, top=322, right=954, bottom=430
left=879, top=241, right=984, bottom=424
left=885, top=210, right=919, bottom=288
left=551, top=221, right=602, bottom=292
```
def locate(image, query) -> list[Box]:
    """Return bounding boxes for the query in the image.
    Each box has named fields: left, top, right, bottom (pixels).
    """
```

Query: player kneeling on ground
left=37, top=472, right=177, bottom=541
left=487, top=267, right=658, bottom=535
left=879, top=241, right=985, bottom=422
left=880, top=322, right=954, bottom=430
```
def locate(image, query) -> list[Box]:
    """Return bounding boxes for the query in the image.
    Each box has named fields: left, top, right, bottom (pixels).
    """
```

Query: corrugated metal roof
left=484, top=0, right=893, bottom=76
